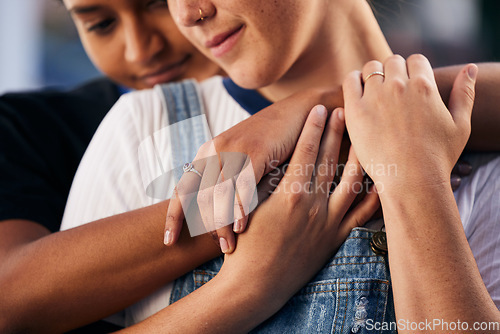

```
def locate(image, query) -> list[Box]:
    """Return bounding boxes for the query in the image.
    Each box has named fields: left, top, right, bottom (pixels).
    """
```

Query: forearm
left=121, top=267, right=282, bottom=334
left=380, top=182, right=500, bottom=332
left=0, top=201, right=221, bottom=333
left=435, top=63, right=500, bottom=151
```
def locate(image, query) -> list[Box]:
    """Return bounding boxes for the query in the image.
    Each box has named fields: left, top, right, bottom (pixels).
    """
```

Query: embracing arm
left=0, top=203, right=221, bottom=333
left=344, top=55, right=500, bottom=332
left=435, top=62, right=500, bottom=151
left=123, top=105, right=380, bottom=333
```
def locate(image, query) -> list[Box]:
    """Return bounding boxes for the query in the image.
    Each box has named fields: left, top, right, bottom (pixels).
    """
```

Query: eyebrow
left=68, top=5, right=102, bottom=14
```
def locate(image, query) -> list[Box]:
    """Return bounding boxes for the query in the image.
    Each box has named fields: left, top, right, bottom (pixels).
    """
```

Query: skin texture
left=343, top=55, right=500, bottom=332
left=156, top=0, right=500, bottom=331
left=164, top=0, right=500, bottom=252
left=122, top=107, right=381, bottom=334
left=3, top=0, right=500, bottom=332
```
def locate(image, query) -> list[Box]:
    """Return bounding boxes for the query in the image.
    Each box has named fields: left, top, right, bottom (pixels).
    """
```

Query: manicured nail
left=164, top=230, right=173, bottom=245
left=220, top=237, right=229, bottom=253
left=233, top=219, right=241, bottom=233
left=315, top=105, right=327, bottom=117
left=468, top=65, right=478, bottom=81
left=337, top=108, right=344, bottom=121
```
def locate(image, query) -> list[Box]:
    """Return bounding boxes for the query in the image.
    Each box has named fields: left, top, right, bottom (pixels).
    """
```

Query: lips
left=205, top=25, right=244, bottom=58
left=139, top=55, right=190, bottom=86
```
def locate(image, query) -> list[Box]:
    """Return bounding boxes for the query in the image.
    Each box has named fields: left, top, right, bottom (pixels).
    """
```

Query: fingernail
left=315, top=105, right=327, bottom=117
left=220, top=237, right=229, bottom=253
left=164, top=229, right=173, bottom=245
left=451, top=176, right=461, bottom=191
left=233, top=219, right=241, bottom=233
left=337, top=108, right=344, bottom=121
left=468, top=65, right=478, bottom=81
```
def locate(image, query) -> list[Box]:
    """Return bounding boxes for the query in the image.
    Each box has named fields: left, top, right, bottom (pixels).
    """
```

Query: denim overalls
left=160, top=80, right=397, bottom=334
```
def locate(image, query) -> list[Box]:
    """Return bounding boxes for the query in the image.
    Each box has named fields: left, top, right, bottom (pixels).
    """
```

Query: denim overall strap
left=156, top=79, right=211, bottom=181
left=170, top=228, right=396, bottom=334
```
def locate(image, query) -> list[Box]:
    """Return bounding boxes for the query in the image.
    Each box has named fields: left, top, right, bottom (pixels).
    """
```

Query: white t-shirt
left=61, top=76, right=500, bottom=326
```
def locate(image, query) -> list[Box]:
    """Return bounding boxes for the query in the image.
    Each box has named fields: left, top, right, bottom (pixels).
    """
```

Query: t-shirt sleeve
left=0, top=81, right=119, bottom=231
left=0, top=103, right=65, bottom=231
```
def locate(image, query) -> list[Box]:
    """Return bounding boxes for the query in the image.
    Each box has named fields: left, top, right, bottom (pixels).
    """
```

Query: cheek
left=80, top=36, right=130, bottom=84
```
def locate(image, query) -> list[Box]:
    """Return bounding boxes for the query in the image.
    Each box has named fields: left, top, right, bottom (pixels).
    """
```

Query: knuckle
left=214, top=181, right=232, bottom=198
left=411, top=75, right=433, bottom=95
left=463, top=84, right=476, bottom=103
left=384, top=54, right=405, bottom=66
left=197, top=140, right=215, bottom=159
left=308, top=201, right=321, bottom=221
left=197, top=189, right=213, bottom=207
left=298, top=141, right=318, bottom=158
left=363, top=60, right=382, bottom=73
left=287, top=191, right=305, bottom=208
left=236, top=172, right=255, bottom=190
left=165, top=214, right=179, bottom=224
left=388, top=78, right=406, bottom=94
left=407, top=53, right=427, bottom=63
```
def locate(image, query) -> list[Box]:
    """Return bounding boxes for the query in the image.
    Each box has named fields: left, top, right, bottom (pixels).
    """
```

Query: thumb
left=448, top=64, right=478, bottom=130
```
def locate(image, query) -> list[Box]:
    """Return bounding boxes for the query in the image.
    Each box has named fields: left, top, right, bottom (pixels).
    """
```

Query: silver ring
left=183, top=163, right=202, bottom=178
left=364, top=71, right=385, bottom=82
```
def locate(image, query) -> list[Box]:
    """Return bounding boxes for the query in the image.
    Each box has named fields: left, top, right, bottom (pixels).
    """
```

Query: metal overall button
left=370, top=230, right=388, bottom=255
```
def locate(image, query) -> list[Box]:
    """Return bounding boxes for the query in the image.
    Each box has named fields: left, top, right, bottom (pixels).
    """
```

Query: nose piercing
left=199, top=8, right=206, bottom=21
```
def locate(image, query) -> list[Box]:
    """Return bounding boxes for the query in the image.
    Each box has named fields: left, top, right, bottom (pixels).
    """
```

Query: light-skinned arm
left=343, top=54, right=500, bottom=332
left=165, top=62, right=500, bottom=253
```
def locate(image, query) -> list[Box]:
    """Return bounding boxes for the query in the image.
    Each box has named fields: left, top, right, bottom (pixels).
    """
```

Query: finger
left=213, top=152, right=245, bottom=230
left=448, top=64, right=477, bottom=131
left=213, top=154, right=244, bottom=253
left=335, top=185, right=381, bottom=238
left=328, top=148, right=364, bottom=220
left=196, top=154, right=223, bottom=236
left=164, top=161, right=204, bottom=245
left=406, top=54, right=436, bottom=84
left=362, top=60, right=385, bottom=87
left=343, top=70, right=364, bottom=104
left=281, top=105, right=328, bottom=188
left=313, top=108, right=345, bottom=194
left=233, top=157, right=258, bottom=233
left=384, top=54, right=408, bottom=82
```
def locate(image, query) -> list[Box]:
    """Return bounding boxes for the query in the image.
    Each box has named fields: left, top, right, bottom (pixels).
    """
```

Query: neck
left=258, top=0, right=393, bottom=102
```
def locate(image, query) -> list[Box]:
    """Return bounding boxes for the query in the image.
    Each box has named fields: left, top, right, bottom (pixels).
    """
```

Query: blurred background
left=0, top=0, right=499, bottom=94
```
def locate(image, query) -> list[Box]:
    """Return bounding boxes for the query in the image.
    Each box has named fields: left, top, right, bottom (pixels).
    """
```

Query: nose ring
left=199, top=8, right=207, bottom=21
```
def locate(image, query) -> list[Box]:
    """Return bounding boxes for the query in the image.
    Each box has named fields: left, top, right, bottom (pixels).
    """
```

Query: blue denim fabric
left=158, top=80, right=211, bottom=182
left=170, top=228, right=396, bottom=333
left=158, top=82, right=396, bottom=333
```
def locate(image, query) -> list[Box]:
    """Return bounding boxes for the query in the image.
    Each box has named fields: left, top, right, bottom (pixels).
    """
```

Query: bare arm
left=435, top=62, right=500, bottom=151
left=0, top=202, right=221, bottom=333
left=122, top=106, right=380, bottom=333
left=344, top=55, right=500, bottom=332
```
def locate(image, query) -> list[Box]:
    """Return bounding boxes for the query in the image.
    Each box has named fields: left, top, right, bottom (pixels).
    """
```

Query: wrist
left=213, top=265, right=285, bottom=330
left=372, top=167, right=451, bottom=200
